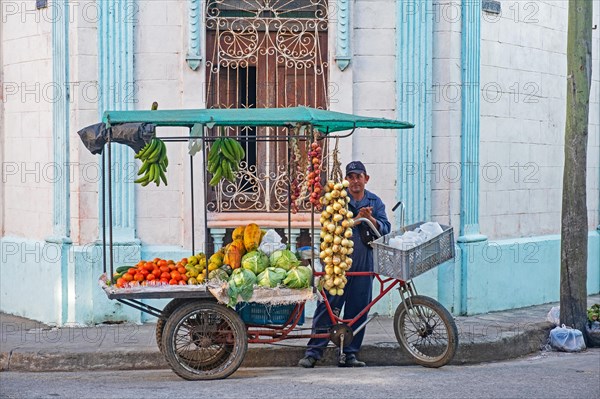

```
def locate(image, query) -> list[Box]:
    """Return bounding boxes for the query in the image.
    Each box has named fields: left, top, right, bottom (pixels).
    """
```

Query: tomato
left=116, top=278, right=126, bottom=287
left=157, top=259, right=167, bottom=267
left=128, top=268, right=137, bottom=275
left=153, top=257, right=160, bottom=263
left=178, top=280, right=187, bottom=285
left=139, top=269, right=150, bottom=276
left=169, top=279, right=178, bottom=285
left=134, top=273, right=145, bottom=282
left=180, top=274, right=189, bottom=282
left=167, top=259, right=175, bottom=265
left=160, top=272, right=171, bottom=280
left=177, top=266, right=186, bottom=275
left=180, top=258, right=188, bottom=265
left=122, top=273, right=134, bottom=282
left=146, top=274, right=156, bottom=281
left=159, top=265, right=170, bottom=273
left=170, top=271, right=181, bottom=280
left=160, top=278, right=169, bottom=284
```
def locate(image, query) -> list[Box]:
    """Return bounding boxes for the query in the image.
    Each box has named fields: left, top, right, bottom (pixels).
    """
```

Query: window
left=205, top=0, right=329, bottom=213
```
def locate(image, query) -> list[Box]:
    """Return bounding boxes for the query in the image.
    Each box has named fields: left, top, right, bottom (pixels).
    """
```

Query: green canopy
left=102, top=106, right=413, bottom=133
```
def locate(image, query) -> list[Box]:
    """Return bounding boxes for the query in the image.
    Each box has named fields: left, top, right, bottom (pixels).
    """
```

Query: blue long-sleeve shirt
left=348, top=189, right=391, bottom=272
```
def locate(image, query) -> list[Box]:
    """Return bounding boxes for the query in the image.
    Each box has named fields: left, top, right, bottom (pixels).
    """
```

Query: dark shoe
left=298, top=356, right=317, bottom=368
left=338, top=355, right=366, bottom=367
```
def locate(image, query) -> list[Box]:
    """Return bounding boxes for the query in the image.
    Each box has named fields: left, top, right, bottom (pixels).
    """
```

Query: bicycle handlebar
left=354, top=218, right=382, bottom=238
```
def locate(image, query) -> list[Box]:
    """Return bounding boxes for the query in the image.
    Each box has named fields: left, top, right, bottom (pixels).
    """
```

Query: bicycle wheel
left=393, top=295, right=458, bottom=368
left=162, top=300, right=247, bottom=380
left=156, top=298, right=186, bottom=354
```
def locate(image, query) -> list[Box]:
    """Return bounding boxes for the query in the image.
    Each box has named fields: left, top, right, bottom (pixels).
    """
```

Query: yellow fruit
left=208, top=262, right=219, bottom=272
left=232, top=226, right=246, bottom=241
left=243, top=223, right=262, bottom=252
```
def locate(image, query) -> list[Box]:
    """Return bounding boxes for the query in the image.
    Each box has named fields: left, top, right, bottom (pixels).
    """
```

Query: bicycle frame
left=246, top=272, right=406, bottom=344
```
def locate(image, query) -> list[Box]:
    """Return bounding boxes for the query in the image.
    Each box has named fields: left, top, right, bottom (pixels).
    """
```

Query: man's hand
left=356, top=206, right=373, bottom=220
left=355, top=206, right=379, bottom=232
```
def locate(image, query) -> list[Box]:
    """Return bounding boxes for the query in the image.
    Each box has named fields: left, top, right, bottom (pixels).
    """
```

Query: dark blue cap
left=345, top=161, right=367, bottom=176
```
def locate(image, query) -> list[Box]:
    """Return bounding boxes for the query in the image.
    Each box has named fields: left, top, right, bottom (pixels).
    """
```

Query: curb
left=0, top=322, right=553, bottom=372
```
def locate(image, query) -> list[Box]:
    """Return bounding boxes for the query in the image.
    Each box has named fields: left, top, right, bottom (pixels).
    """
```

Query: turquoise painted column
left=458, top=0, right=487, bottom=314
left=335, top=0, right=351, bottom=71
left=47, top=0, right=72, bottom=324
left=396, top=1, right=433, bottom=225
left=186, top=0, right=202, bottom=70
left=98, top=0, right=137, bottom=243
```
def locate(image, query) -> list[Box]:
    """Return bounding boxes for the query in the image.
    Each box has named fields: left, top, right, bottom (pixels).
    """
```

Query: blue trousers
left=304, top=273, right=373, bottom=359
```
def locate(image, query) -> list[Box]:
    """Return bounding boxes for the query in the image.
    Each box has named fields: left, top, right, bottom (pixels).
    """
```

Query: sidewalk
left=1, top=295, right=598, bottom=372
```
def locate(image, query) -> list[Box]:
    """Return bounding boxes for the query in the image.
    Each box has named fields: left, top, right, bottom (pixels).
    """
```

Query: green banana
left=141, top=139, right=159, bottom=160
left=209, top=165, right=223, bottom=186
left=147, top=140, right=163, bottom=164
left=159, top=168, right=168, bottom=186
left=235, top=140, right=245, bottom=161
left=134, top=174, right=149, bottom=184
left=138, top=160, right=150, bottom=176
left=221, top=139, right=236, bottom=163
left=135, top=141, right=151, bottom=159
left=221, top=160, right=234, bottom=182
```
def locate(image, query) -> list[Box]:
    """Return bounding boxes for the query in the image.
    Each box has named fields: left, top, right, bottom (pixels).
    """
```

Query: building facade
left=1, top=0, right=599, bottom=325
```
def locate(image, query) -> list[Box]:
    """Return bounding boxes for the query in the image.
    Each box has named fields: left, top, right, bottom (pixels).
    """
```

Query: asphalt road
left=1, top=349, right=598, bottom=399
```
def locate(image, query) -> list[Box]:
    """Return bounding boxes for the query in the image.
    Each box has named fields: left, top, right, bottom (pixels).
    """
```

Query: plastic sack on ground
left=258, top=229, right=286, bottom=256
left=546, top=306, right=560, bottom=326
left=549, top=324, right=586, bottom=352
left=586, top=321, right=600, bottom=348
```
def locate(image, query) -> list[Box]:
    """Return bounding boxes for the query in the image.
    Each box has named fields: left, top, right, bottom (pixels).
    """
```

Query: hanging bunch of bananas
left=134, top=138, right=168, bottom=186
left=207, top=136, right=245, bottom=186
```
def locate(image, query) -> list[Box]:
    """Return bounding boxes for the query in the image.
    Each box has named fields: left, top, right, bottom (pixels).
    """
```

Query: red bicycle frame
left=246, top=272, right=404, bottom=344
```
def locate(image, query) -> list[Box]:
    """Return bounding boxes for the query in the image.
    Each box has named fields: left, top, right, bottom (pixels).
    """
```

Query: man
left=298, top=161, right=391, bottom=368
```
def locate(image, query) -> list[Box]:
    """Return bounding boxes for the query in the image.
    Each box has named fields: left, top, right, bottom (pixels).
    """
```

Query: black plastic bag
left=77, top=122, right=155, bottom=155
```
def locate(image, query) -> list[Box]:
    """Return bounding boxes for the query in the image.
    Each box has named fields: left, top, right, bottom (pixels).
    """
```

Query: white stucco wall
left=479, top=0, right=600, bottom=239
left=431, top=0, right=463, bottom=228
left=352, top=0, right=399, bottom=224
left=1, top=4, right=54, bottom=241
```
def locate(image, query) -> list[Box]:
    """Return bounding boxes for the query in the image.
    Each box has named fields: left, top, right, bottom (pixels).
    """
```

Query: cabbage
left=269, top=249, right=300, bottom=271
left=227, top=268, right=257, bottom=307
left=241, top=251, right=270, bottom=275
left=256, top=267, right=287, bottom=288
left=283, top=266, right=312, bottom=289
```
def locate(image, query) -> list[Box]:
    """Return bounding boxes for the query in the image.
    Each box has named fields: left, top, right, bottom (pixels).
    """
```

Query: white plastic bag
left=258, top=229, right=286, bottom=256
left=549, top=324, right=586, bottom=352
left=546, top=306, right=561, bottom=326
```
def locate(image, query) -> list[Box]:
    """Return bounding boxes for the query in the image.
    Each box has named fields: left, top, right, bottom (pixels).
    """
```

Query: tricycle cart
left=84, top=107, right=458, bottom=380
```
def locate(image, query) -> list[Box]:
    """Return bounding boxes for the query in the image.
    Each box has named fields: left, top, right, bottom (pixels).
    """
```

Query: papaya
left=225, top=239, right=246, bottom=269
left=232, top=225, right=246, bottom=241
left=243, top=223, right=262, bottom=252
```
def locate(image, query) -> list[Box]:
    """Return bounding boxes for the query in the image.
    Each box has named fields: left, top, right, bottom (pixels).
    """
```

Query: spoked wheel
left=393, top=295, right=458, bottom=368
left=162, top=300, right=247, bottom=380
left=156, top=298, right=186, bottom=354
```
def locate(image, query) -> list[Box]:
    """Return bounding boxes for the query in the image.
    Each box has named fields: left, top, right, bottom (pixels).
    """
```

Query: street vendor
left=299, top=161, right=391, bottom=368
